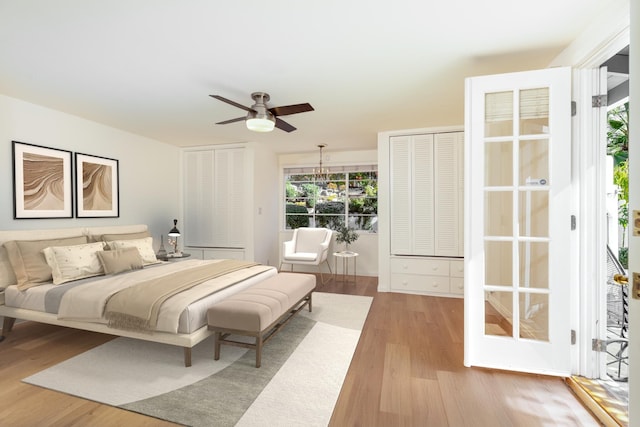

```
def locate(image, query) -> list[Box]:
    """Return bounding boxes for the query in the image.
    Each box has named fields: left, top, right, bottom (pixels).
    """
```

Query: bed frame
left=0, top=224, right=221, bottom=367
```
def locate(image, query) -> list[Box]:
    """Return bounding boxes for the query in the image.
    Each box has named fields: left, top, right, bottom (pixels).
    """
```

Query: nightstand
left=167, top=253, right=191, bottom=261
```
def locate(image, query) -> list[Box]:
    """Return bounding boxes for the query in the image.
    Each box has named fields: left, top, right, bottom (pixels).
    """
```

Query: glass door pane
left=482, top=87, right=552, bottom=344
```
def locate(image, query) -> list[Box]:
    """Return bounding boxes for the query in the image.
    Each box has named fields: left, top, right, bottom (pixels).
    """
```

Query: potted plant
left=335, top=224, right=359, bottom=253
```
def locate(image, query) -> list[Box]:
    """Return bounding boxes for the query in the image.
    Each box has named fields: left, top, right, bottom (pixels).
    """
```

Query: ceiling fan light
left=246, top=116, right=275, bottom=132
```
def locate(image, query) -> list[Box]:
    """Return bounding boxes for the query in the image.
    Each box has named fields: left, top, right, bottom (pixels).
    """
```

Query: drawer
left=390, top=258, right=449, bottom=276
left=391, top=273, right=450, bottom=293
left=450, top=260, right=464, bottom=278
left=450, top=277, right=464, bottom=294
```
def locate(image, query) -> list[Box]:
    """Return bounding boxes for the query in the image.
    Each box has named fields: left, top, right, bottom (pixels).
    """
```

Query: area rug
left=23, top=292, right=373, bottom=427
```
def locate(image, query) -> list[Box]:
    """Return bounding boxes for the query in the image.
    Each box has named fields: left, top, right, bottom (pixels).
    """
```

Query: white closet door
left=412, top=134, right=435, bottom=255
left=434, top=132, right=462, bottom=256
left=390, top=134, right=435, bottom=255
left=184, top=150, right=215, bottom=246
left=213, top=148, right=245, bottom=248
left=390, top=136, right=412, bottom=255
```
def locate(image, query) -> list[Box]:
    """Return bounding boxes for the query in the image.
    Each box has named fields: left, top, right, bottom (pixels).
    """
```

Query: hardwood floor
left=0, top=275, right=599, bottom=426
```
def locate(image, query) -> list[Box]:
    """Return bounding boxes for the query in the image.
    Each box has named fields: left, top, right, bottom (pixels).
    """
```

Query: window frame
left=283, top=165, right=378, bottom=232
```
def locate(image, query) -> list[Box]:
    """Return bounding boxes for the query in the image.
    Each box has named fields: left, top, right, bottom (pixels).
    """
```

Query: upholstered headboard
left=0, top=224, right=148, bottom=290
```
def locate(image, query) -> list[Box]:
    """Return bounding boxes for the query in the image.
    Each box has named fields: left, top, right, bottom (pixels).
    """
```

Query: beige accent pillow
left=0, top=245, right=18, bottom=290
left=96, top=247, right=144, bottom=275
left=43, top=242, right=106, bottom=285
left=107, top=237, right=159, bottom=265
left=5, top=236, right=88, bottom=290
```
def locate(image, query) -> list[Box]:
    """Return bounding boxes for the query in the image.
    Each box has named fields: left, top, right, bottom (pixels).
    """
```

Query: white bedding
left=5, top=260, right=277, bottom=334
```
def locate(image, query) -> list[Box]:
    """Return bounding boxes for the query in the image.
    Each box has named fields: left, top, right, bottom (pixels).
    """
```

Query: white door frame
left=571, top=67, right=609, bottom=379
left=553, top=22, right=629, bottom=378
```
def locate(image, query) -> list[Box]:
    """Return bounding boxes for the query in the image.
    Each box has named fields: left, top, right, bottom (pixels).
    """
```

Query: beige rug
left=23, top=292, right=373, bottom=427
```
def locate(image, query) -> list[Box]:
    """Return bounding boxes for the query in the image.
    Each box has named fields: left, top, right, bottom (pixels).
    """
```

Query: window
left=284, top=165, right=378, bottom=232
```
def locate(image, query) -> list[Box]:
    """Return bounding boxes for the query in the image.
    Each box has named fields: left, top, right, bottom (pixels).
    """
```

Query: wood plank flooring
left=0, top=275, right=599, bottom=426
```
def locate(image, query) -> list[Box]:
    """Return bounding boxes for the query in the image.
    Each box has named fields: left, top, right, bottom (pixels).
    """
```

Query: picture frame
left=12, top=141, right=73, bottom=219
left=75, top=152, right=119, bottom=218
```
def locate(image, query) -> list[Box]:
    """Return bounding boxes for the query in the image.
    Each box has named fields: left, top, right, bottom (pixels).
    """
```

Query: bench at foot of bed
left=206, top=272, right=316, bottom=368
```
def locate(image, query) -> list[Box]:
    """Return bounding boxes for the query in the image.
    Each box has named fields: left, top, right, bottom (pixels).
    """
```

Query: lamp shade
left=168, top=219, right=180, bottom=237
left=246, top=109, right=276, bottom=132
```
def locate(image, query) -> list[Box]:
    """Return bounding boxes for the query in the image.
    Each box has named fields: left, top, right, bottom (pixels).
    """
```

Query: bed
left=0, top=224, right=277, bottom=366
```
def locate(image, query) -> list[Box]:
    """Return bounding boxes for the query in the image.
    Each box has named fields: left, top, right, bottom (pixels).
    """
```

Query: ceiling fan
left=210, top=92, right=314, bottom=133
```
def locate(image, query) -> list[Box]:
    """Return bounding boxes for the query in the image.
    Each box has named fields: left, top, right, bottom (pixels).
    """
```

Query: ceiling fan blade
left=216, top=116, right=246, bottom=125
left=275, top=117, right=297, bottom=133
left=210, top=95, right=255, bottom=113
left=269, top=103, right=314, bottom=117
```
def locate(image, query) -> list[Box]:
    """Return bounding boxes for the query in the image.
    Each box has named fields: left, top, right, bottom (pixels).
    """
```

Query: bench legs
left=184, top=347, right=192, bottom=367
left=256, top=336, right=263, bottom=368
left=214, top=331, right=222, bottom=361
left=211, top=292, right=312, bottom=368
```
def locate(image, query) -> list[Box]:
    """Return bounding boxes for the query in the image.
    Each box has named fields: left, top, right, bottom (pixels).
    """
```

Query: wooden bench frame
left=208, top=289, right=313, bottom=368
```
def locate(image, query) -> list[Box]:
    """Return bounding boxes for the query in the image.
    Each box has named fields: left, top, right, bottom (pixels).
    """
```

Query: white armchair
left=279, top=227, right=333, bottom=284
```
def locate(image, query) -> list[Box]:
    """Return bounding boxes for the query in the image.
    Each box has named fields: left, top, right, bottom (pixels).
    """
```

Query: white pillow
left=43, top=242, right=106, bottom=285
left=107, top=237, right=159, bottom=265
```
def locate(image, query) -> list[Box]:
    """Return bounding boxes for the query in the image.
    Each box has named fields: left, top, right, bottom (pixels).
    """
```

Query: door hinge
left=571, top=101, right=577, bottom=117
left=571, top=330, right=576, bottom=345
left=592, top=338, right=607, bottom=352
left=592, top=95, right=608, bottom=108
left=571, top=215, right=576, bottom=230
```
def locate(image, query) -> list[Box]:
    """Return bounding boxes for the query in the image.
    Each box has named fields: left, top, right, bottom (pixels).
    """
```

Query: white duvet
left=58, top=259, right=274, bottom=333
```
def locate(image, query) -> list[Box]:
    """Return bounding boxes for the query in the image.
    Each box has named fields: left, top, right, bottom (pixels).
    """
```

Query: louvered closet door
left=390, top=134, right=434, bottom=256
left=184, top=150, right=215, bottom=246
left=390, top=136, right=411, bottom=254
left=434, top=132, right=463, bottom=256
left=412, top=134, right=435, bottom=255
left=213, top=148, right=245, bottom=248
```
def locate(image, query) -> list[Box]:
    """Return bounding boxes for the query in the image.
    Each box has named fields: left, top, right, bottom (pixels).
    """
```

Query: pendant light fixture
left=314, top=144, right=330, bottom=184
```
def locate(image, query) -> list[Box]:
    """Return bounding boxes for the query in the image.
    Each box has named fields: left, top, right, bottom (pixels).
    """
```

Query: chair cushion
left=283, top=252, right=318, bottom=262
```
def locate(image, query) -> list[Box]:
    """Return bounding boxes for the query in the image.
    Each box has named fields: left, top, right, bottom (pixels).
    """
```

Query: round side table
left=333, top=251, right=359, bottom=283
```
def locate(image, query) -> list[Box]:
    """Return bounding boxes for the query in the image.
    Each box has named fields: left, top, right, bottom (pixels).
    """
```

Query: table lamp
left=168, top=219, right=181, bottom=256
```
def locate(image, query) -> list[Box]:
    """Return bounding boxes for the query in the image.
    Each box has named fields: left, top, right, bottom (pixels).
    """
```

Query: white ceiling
left=0, top=0, right=618, bottom=154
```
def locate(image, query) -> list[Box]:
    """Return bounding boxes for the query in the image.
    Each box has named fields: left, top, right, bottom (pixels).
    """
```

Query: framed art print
left=75, top=152, right=119, bottom=218
left=12, top=141, right=73, bottom=219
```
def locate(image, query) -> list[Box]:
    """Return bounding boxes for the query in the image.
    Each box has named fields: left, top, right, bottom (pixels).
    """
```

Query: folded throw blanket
left=105, top=259, right=258, bottom=332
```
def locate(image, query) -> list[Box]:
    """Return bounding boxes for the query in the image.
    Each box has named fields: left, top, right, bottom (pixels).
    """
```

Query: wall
left=0, top=94, right=180, bottom=243
left=248, top=142, right=279, bottom=267
left=278, top=149, right=378, bottom=276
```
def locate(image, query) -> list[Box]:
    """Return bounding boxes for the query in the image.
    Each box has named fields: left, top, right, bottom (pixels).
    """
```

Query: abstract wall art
left=75, top=153, right=119, bottom=218
left=12, top=141, right=73, bottom=219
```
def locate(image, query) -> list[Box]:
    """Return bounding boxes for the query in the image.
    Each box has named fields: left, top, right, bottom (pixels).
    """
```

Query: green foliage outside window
left=607, top=102, right=629, bottom=268
left=284, top=169, right=378, bottom=231
left=285, top=204, right=310, bottom=229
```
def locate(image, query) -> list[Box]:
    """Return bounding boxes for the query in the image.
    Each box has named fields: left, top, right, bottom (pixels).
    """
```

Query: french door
left=464, top=67, right=573, bottom=375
